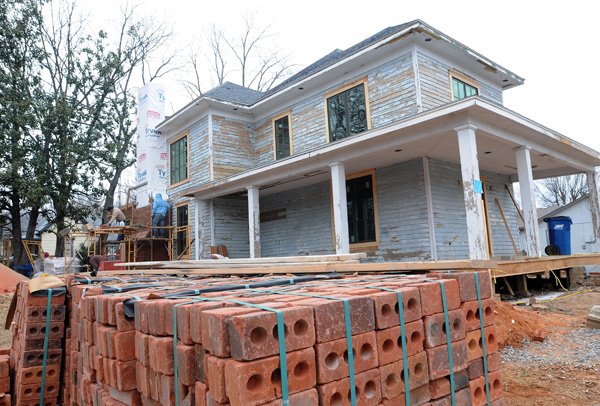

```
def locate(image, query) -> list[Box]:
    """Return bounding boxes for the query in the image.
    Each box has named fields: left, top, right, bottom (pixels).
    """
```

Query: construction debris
left=5, top=270, right=504, bottom=405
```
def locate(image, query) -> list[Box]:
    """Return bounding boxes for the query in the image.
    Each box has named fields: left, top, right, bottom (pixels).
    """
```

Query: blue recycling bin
left=544, top=216, right=572, bottom=255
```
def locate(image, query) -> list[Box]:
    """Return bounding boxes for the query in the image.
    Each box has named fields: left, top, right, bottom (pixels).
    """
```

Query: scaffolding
left=86, top=224, right=191, bottom=264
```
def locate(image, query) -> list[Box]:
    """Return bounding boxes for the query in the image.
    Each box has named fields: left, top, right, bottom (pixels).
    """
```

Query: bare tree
left=538, top=174, right=588, bottom=207
left=182, top=14, right=294, bottom=98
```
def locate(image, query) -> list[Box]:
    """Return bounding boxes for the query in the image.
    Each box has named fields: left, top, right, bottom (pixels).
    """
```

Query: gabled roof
left=204, top=82, right=264, bottom=106
left=538, top=195, right=589, bottom=222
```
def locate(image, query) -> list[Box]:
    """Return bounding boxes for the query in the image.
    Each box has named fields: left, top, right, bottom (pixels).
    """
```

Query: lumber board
left=100, top=259, right=496, bottom=276
left=494, top=254, right=600, bottom=277
left=117, top=253, right=367, bottom=268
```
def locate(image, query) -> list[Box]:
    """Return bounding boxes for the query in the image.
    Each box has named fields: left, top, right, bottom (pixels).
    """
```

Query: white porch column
left=586, top=167, right=600, bottom=252
left=330, top=162, right=350, bottom=254
left=194, top=197, right=201, bottom=260
left=247, top=186, right=261, bottom=258
left=456, top=125, right=487, bottom=259
left=516, top=146, right=541, bottom=257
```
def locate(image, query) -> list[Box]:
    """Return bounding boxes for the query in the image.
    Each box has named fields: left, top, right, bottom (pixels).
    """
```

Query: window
left=273, top=114, right=291, bottom=159
left=346, top=172, right=378, bottom=245
left=327, top=82, right=368, bottom=142
left=176, top=204, right=189, bottom=257
left=170, top=134, right=188, bottom=185
left=452, top=76, right=479, bottom=100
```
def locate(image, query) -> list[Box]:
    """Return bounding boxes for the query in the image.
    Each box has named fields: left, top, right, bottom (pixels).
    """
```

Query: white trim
left=587, top=168, right=600, bottom=251
left=422, top=157, right=437, bottom=260
left=516, top=146, right=541, bottom=257
left=247, top=186, right=261, bottom=258
left=194, top=198, right=200, bottom=260
left=209, top=199, right=215, bottom=246
left=412, top=46, right=423, bottom=113
left=330, top=162, right=350, bottom=254
left=208, top=113, right=214, bottom=181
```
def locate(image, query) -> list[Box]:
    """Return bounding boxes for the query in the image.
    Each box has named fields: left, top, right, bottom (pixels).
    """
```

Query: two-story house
left=157, top=20, right=600, bottom=261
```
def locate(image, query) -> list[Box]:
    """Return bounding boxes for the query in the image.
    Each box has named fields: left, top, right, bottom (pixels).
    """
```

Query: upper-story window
left=170, top=132, right=188, bottom=185
left=273, top=114, right=291, bottom=160
left=451, top=74, right=479, bottom=101
left=326, top=81, right=369, bottom=142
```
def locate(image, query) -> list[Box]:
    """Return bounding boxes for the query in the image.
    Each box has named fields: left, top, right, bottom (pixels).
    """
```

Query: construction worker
left=106, top=206, right=126, bottom=241
left=151, top=193, right=170, bottom=237
left=81, top=255, right=105, bottom=277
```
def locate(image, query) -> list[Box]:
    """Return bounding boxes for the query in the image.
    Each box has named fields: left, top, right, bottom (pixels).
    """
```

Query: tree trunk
left=54, top=216, right=65, bottom=257
left=9, top=193, right=25, bottom=265
left=26, top=206, right=40, bottom=241
left=103, top=168, right=123, bottom=223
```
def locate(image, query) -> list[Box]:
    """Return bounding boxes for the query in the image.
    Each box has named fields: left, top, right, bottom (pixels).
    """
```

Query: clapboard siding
left=429, top=159, right=518, bottom=259
left=212, top=115, right=254, bottom=179
left=368, top=53, right=418, bottom=128
left=213, top=197, right=249, bottom=258
left=168, top=117, right=209, bottom=196
left=260, top=182, right=333, bottom=257
left=371, top=159, right=431, bottom=261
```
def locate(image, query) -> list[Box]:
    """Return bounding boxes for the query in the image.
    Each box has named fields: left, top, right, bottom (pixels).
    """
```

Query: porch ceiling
left=184, top=97, right=600, bottom=199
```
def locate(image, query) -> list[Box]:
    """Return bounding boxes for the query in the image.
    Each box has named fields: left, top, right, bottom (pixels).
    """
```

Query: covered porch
left=182, top=97, right=600, bottom=261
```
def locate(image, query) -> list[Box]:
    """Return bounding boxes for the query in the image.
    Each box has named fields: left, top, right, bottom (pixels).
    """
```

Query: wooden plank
left=494, top=254, right=600, bottom=277
left=117, top=253, right=368, bottom=268
left=494, top=198, right=519, bottom=255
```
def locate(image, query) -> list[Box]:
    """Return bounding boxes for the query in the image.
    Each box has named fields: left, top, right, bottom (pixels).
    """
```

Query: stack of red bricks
left=9, top=281, right=66, bottom=406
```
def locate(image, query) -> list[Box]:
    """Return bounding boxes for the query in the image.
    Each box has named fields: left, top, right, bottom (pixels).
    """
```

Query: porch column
left=456, top=125, right=487, bottom=259
left=330, top=162, right=350, bottom=254
left=194, top=197, right=201, bottom=260
left=247, top=185, right=261, bottom=258
left=586, top=167, right=600, bottom=252
left=515, top=146, right=541, bottom=257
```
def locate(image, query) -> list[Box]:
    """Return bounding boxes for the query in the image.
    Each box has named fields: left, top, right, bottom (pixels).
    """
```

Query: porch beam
left=194, top=197, right=201, bottom=260
left=456, top=125, right=488, bottom=260
left=586, top=167, right=600, bottom=252
left=247, top=186, right=261, bottom=258
left=516, top=146, right=541, bottom=257
left=330, top=162, right=350, bottom=254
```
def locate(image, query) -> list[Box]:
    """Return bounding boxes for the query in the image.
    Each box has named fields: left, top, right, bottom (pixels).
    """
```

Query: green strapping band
left=365, top=286, right=410, bottom=405
left=40, top=288, right=53, bottom=405
left=439, top=282, right=456, bottom=406
left=248, top=289, right=357, bottom=406
left=474, top=273, right=491, bottom=406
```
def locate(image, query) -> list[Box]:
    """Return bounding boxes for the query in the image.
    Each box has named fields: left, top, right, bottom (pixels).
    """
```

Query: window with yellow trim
left=170, top=135, right=188, bottom=184
left=273, top=115, right=291, bottom=159
left=327, top=83, right=368, bottom=142
left=452, top=76, right=478, bottom=100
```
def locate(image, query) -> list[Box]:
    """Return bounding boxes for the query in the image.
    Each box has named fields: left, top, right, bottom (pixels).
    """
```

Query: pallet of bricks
left=10, top=270, right=504, bottom=405
left=8, top=279, right=67, bottom=406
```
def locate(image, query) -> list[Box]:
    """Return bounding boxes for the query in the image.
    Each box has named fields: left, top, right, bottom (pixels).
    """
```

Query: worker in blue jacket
left=152, top=193, right=171, bottom=237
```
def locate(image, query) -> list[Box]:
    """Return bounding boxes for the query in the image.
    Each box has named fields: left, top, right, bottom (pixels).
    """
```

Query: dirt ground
left=498, top=288, right=600, bottom=406
left=0, top=293, right=13, bottom=349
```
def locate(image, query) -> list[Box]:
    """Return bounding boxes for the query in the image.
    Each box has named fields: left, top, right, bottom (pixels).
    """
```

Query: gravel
left=500, top=327, right=600, bottom=368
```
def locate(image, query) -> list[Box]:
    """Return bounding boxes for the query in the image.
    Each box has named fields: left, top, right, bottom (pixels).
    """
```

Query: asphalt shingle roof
left=203, top=82, right=265, bottom=106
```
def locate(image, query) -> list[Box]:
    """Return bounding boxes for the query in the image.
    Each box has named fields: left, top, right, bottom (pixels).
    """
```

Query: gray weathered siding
left=417, top=51, right=503, bottom=110
left=212, top=115, right=254, bottom=179
left=371, top=160, right=431, bottom=261
left=260, top=182, right=334, bottom=257
left=213, top=197, right=249, bottom=258
left=429, top=159, right=518, bottom=259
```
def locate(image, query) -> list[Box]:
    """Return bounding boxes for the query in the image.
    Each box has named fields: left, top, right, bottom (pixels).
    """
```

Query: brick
left=467, top=352, right=501, bottom=380
left=114, top=330, right=136, bottom=361
left=461, top=299, right=495, bottom=332
left=315, top=331, right=378, bottom=383
left=26, top=305, right=66, bottom=322
left=147, top=300, right=169, bottom=336
left=381, top=383, right=431, bottom=406
left=108, top=387, right=143, bottom=406
left=135, top=332, right=151, bottom=367
left=148, top=336, right=174, bottom=375
left=224, top=347, right=316, bottom=406
left=441, top=271, right=492, bottom=301
left=425, top=341, right=468, bottom=380
left=189, top=302, right=223, bottom=344
left=20, top=349, right=62, bottom=367
left=205, top=355, right=228, bottom=403
left=159, top=373, right=187, bottom=406
left=22, top=321, right=64, bottom=339
left=164, top=299, right=193, bottom=336
left=194, top=381, right=207, bottom=406
left=228, top=306, right=315, bottom=361
left=376, top=320, right=424, bottom=366
left=379, top=351, right=430, bottom=399
left=409, top=280, right=461, bottom=316
left=116, top=360, right=137, bottom=391
left=115, top=302, right=135, bottom=331
left=201, top=307, right=260, bottom=357
left=372, top=287, right=422, bottom=329
left=423, top=309, right=466, bottom=348
left=429, top=387, right=472, bottom=406
left=311, top=296, right=375, bottom=343
left=177, top=344, right=197, bottom=386
left=489, top=370, right=503, bottom=402
left=259, top=388, right=318, bottom=406
left=428, top=369, right=469, bottom=399
left=16, top=381, right=60, bottom=401
left=317, top=368, right=381, bottom=406
left=469, top=376, right=487, bottom=406
left=18, top=365, right=61, bottom=385
left=195, top=345, right=206, bottom=382
left=465, top=326, right=498, bottom=359
left=137, top=363, right=150, bottom=397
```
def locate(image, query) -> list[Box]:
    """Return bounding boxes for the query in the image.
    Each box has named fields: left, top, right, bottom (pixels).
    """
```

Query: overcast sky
left=91, top=0, right=600, bottom=153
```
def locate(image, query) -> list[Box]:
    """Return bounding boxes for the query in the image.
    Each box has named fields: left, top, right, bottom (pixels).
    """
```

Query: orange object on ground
left=0, top=263, right=28, bottom=293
